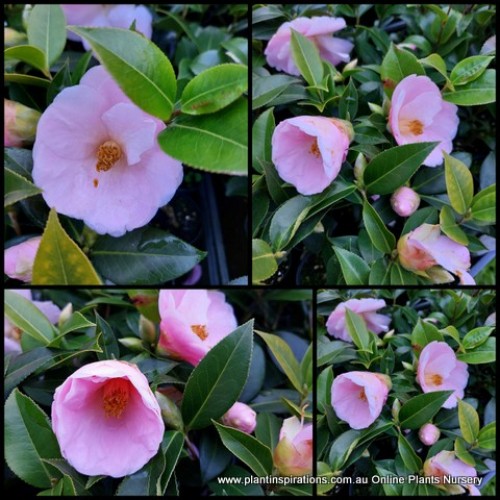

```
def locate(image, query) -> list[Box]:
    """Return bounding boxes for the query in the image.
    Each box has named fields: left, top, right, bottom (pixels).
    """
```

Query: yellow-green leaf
left=458, top=399, right=480, bottom=445
left=439, top=205, right=469, bottom=245
left=444, top=152, right=473, bottom=215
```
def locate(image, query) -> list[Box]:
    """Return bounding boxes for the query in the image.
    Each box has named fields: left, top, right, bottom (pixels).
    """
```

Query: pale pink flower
left=273, top=417, right=313, bottom=476
left=52, top=359, right=164, bottom=478
left=265, top=16, right=353, bottom=75
left=331, top=372, right=391, bottom=429
left=4, top=289, right=61, bottom=355
left=62, top=4, right=152, bottom=50
left=419, top=423, right=441, bottom=446
left=417, top=341, right=468, bottom=409
left=326, top=298, right=390, bottom=342
left=4, top=236, right=41, bottom=282
left=221, top=402, right=257, bottom=434
left=272, top=116, right=353, bottom=195
left=391, top=186, right=420, bottom=217
left=32, top=65, right=183, bottom=237
left=4, top=99, right=40, bottom=147
left=397, top=224, right=474, bottom=284
left=423, top=451, right=478, bottom=495
left=157, top=290, right=238, bottom=366
left=389, top=75, right=459, bottom=167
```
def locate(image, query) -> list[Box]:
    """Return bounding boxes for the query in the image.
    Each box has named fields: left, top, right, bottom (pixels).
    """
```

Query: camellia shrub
left=251, top=4, right=496, bottom=286
left=316, top=288, right=496, bottom=496
left=4, top=4, right=248, bottom=286
left=4, top=288, right=312, bottom=496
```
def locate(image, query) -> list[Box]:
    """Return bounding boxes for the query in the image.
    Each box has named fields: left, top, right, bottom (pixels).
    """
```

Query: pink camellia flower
left=272, top=116, right=353, bottom=195
left=62, top=4, right=152, bottom=50
left=265, top=16, right=353, bottom=75
left=331, top=371, right=391, bottom=429
left=273, top=417, right=313, bottom=476
left=417, top=341, right=468, bottom=409
left=391, top=186, right=420, bottom=217
left=423, top=451, right=478, bottom=495
left=4, top=289, right=61, bottom=355
left=157, top=290, right=238, bottom=366
left=52, top=359, right=164, bottom=478
left=389, top=75, right=459, bottom=167
left=418, top=423, right=441, bottom=446
left=4, top=99, right=41, bottom=147
left=4, top=236, right=41, bottom=282
left=326, top=298, right=390, bottom=342
left=32, top=65, right=183, bottom=237
left=398, top=224, right=475, bottom=284
left=221, top=402, right=257, bottom=434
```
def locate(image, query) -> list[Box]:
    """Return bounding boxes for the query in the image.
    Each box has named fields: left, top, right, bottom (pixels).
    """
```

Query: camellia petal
left=4, top=236, right=41, bottom=282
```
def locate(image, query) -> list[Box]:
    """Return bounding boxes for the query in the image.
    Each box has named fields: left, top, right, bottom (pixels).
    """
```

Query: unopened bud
left=139, top=315, right=157, bottom=344
left=58, top=303, right=73, bottom=328
left=221, top=402, right=257, bottom=434
left=4, top=236, right=41, bottom=282
left=4, top=99, right=41, bottom=147
left=485, top=312, right=496, bottom=326
left=353, top=153, right=367, bottom=182
left=4, top=27, right=27, bottom=47
left=118, top=337, right=144, bottom=352
left=402, top=361, right=414, bottom=372
left=391, top=186, right=420, bottom=217
left=155, top=391, right=183, bottom=430
left=368, top=102, right=385, bottom=115
left=343, top=58, right=358, bottom=72
left=419, top=423, right=440, bottom=446
left=392, top=398, right=401, bottom=421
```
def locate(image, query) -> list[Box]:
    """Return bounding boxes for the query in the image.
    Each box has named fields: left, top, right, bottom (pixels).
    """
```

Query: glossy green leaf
left=398, top=433, right=422, bottom=473
left=95, top=313, right=120, bottom=361
left=329, top=429, right=360, bottom=470
left=307, top=179, right=357, bottom=218
left=181, top=63, right=248, bottom=115
left=4, top=45, right=49, bottom=75
left=252, top=107, right=275, bottom=173
left=252, top=189, right=270, bottom=237
left=471, top=184, right=496, bottom=223
left=333, top=247, right=370, bottom=285
left=58, top=312, right=95, bottom=336
left=4, top=73, right=50, bottom=87
left=345, top=309, right=371, bottom=351
left=158, top=98, right=247, bottom=175
left=252, top=239, right=277, bottom=283
left=477, top=421, right=496, bottom=449
left=420, top=53, right=449, bottom=80
left=70, top=27, right=176, bottom=120
left=399, top=391, right=454, bottom=429
left=402, top=207, right=439, bottom=235
left=450, top=55, right=494, bottom=86
left=443, top=69, right=496, bottom=106
left=290, top=29, right=323, bottom=87
left=458, top=400, right=480, bottom=444
left=364, top=142, right=438, bottom=195
left=5, top=167, right=42, bottom=207
left=390, top=262, right=419, bottom=285
left=27, top=5, right=66, bottom=67
left=91, top=227, right=205, bottom=285
left=199, top=431, right=232, bottom=484
left=213, top=421, right=273, bottom=477
left=454, top=437, right=475, bottom=466
left=362, top=201, right=396, bottom=253
left=457, top=338, right=496, bottom=364
left=256, top=330, right=303, bottom=394
left=439, top=205, right=469, bottom=245
left=255, top=412, right=282, bottom=452
left=339, top=78, right=358, bottom=120
left=444, top=152, right=473, bottom=215
left=182, top=320, right=253, bottom=430
left=411, top=319, right=443, bottom=348
left=462, top=327, right=494, bottom=350
left=5, top=389, right=61, bottom=488
left=252, top=74, right=301, bottom=109
left=32, top=209, right=101, bottom=285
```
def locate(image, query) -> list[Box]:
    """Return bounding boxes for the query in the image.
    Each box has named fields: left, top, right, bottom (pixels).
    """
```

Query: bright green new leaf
left=462, top=327, right=494, bottom=350
left=450, top=55, right=494, bottom=86
left=443, top=69, right=496, bottom=106
left=252, top=239, right=277, bottom=283
left=4, top=45, right=50, bottom=75
left=439, top=205, right=469, bottom=245
left=458, top=400, right=480, bottom=444
left=443, top=152, right=473, bottom=215
left=477, top=421, right=496, bottom=449
left=471, top=184, right=496, bottom=223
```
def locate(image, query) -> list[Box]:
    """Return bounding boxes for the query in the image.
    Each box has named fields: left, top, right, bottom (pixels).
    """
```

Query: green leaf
left=390, top=262, right=419, bottom=285
left=471, top=184, right=496, bottom=223
left=255, top=412, right=282, bottom=452
left=339, top=78, right=358, bottom=120
left=420, top=53, right=449, bottom=80
left=411, top=319, right=444, bottom=348
left=307, top=179, right=357, bottom=218
left=95, top=313, right=120, bottom=361
left=398, top=433, right=423, bottom=473
left=269, top=196, right=312, bottom=251
left=199, top=431, right=232, bottom=484
left=252, top=107, right=275, bottom=173
left=255, top=330, right=303, bottom=395
left=27, top=4, right=66, bottom=67
left=333, top=247, right=370, bottom=285
left=450, top=55, right=494, bottom=86
left=290, top=29, right=323, bottom=87
left=69, top=27, right=176, bottom=120
left=41, top=459, right=89, bottom=496
left=345, top=309, right=371, bottom=351
left=399, top=391, right=454, bottom=429
left=158, top=98, right=247, bottom=175
left=4, top=72, right=51, bottom=87
left=4, top=45, right=50, bottom=75
left=252, top=74, right=301, bottom=110
left=462, top=327, right=494, bottom=350
left=364, top=142, right=438, bottom=195
left=58, top=312, right=95, bottom=336
left=454, top=437, right=475, bottom=466
left=329, top=429, right=360, bottom=470
left=439, top=205, right=469, bottom=245
left=91, top=227, right=205, bottom=285
left=5, top=389, right=61, bottom=488
left=252, top=239, right=277, bottom=283
left=402, top=207, right=439, bottom=235
left=4, top=290, right=57, bottom=344
left=213, top=421, right=273, bottom=477
left=4, top=167, right=42, bottom=207
left=182, top=320, right=254, bottom=430
left=443, top=152, right=473, bottom=215
left=380, top=43, right=425, bottom=97
left=458, top=400, right=480, bottom=445
left=477, top=421, right=496, bottom=450
left=362, top=201, right=396, bottom=253
left=181, top=63, right=248, bottom=115
left=32, top=209, right=101, bottom=285
left=457, top=338, right=496, bottom=364
left=443, top=69, right=496, bottom=106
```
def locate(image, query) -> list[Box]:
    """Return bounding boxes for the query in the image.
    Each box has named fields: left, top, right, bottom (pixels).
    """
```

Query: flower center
left=96, top=140, right=122, bottom=172
left=191, top=324, right=208, bottom=340
left=408, top=119, right=424, bottom=136
left=102, top=378, right=130, bottom=418
left=425, top=373, right=444, bottom=386
left=309, top=139, right=321, bottom=158
left=359, top=388, right=367, bottom=402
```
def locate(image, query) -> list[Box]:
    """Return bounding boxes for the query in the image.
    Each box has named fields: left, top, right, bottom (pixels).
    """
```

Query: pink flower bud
left=419, top=423, right=441, bottom=446
left=273, top=417, right=313, bottom=476
left=4, top=237, right=42, bottom=282
left=4, top=27, right=27, bottom=47
left=221, top=402, right=257, bottom=434
left=391, top=186, right=420, bottom=217
left=4, top=99, right=41, bottom=147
